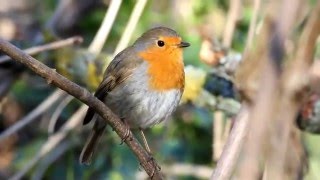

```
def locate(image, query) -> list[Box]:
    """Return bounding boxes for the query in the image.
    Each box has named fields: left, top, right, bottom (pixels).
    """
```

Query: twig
left=222, top=0, right=242, bottom=48
left=0, top=89, right=67, bottom=142
left=213, top=111, right=224, bottom=161
left=245, top=0, right=261, bottom=50
left=0, top=36, right=83, bottom=64
left=48, top=95, right=74, bottom=134
left=32, top=140, right=74, bottom=180
left=10, top=105, right=87, bottom=180
left=0, top=38, right=163, bottom=179
left=88, top=0, right=122, bottom=54
left=211, top=105, right=249, bottom=180
left=114, top=0, right=148, bottom=55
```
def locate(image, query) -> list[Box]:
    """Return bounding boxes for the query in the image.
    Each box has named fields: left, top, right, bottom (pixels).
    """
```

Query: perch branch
left=0, top=39, right=163, bottom=179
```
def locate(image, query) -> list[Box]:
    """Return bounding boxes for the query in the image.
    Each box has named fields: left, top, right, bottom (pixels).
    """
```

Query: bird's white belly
left=104, top=64, right=183, bottom=129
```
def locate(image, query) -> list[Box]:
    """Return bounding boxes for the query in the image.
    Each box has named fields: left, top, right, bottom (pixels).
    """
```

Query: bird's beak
left=178, top=41, right=190, bottom=48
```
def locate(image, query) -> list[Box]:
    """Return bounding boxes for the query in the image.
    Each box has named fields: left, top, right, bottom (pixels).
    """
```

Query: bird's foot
left=120, top=121, right=133, bottom=145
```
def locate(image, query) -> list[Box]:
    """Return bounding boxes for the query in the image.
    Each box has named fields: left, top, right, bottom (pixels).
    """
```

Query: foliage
left=0, top=0, right=319, bottom=180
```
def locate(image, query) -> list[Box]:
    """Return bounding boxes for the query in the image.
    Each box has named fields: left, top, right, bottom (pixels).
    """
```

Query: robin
left=80, top=27, right=190, bottom=164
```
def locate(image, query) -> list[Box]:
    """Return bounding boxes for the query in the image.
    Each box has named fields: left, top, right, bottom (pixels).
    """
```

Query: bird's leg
left=139, top=128, right=152, bottom=155
left=120, top=120, right=132, bottom=145
left=139, top=128, right=161, bottom=175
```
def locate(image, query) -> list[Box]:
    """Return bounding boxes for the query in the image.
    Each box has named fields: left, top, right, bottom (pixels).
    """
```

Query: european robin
left=80, top=27, right=190, bottom=164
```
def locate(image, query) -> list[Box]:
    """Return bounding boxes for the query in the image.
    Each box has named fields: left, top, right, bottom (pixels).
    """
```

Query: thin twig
left=10, top=105, right=87, bottom=180
left=0, top=90, right=67, bottom=142
left=211, top=105, right=249, bottom=180
left=114, top=0, right=148, bottom=55
left=222, top=0, right=242, bottom=48
left=32, top=140, right=74, bottom=180
left=0, top=36, right=83, bottom=64
left=213, top=111, right=224, bottom=161
left=88, top=0, right=122, bottom=54
left=245, top=0, right=261, bottom=50
left=0, top=38, right=163, bottom=179
left=48, top=95, right=74, bottom=134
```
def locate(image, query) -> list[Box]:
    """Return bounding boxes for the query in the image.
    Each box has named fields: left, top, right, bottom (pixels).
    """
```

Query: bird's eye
left=157, top=40, right=165, bottom=47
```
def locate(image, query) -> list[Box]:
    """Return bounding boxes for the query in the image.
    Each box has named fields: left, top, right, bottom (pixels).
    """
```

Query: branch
left=48, top=95, right=74, bottom=134
left=32, top=140, right=74, bottom=180
left=245, top=0, right=261, bottom=50
left=211, top=105, right=249, bottom=179
left=88, top=0, right=122, bottom=53
left=222, top=0, right=242, bottom=48
left=0, top=39, right=163, bottom=179
left=114, top=0, right=148, bottom=55
left=0, top=36, right=83, bottom=64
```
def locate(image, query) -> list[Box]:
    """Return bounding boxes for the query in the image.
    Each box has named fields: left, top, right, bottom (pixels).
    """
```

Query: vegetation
left=0, top=0, right=319, bottom=179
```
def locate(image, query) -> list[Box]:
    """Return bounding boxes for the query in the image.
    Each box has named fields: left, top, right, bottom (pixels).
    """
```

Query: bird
left=79, top=27, right=190, bottom=165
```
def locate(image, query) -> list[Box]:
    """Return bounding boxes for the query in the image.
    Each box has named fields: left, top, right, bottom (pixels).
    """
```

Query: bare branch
left=245, top=0, right=261, bottom=50
left=114, top=0, right=148, bottom=55
left=48, top=95, right=74, bottom=134
left=0, top=38, right=163, bottom=179
left=32, top=140, right=74, bottom=180
left=88, top=0, right=122, bottom=54
left=213, top=111, right=225, bottom=161
left=0, top=36, right=83, bottom=64
left=211, top=105, right=249, bottom=180
left=222, top=0, right=242, bottom=48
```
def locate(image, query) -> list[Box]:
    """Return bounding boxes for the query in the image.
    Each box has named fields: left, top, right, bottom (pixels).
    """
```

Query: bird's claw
left=140, top=155, right=161, bottom=179
left=120, top=123, right=132, bottom=145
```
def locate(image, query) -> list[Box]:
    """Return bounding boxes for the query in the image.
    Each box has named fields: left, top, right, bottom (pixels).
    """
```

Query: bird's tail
left=79, top=118, right=106, bottom=165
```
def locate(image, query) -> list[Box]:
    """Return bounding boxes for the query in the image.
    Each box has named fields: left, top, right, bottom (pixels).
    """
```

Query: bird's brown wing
left=80, top=47, right=143, bottom=164
left=82, top=47, right=142, bottom=125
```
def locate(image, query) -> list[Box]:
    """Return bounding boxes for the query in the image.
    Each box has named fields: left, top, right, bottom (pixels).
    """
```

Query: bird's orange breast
left=138, top=46, right=185, bottom=91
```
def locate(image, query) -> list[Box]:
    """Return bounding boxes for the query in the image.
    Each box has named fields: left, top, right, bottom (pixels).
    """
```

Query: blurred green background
left=0, top=0, right=319, bottom=180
